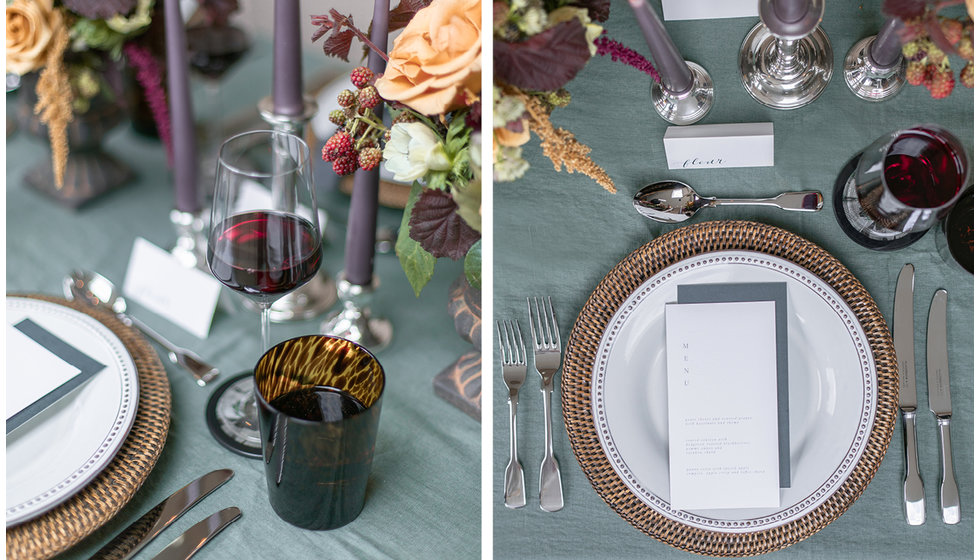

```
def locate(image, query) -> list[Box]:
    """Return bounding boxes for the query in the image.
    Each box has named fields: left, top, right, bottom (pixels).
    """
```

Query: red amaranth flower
left=594, top=32, right=661, bottom=83
left=123, top=42, right=173, bottom=166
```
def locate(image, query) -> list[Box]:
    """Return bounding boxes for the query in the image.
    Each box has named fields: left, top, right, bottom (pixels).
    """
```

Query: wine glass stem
left=259, top=302, right=272, bottom=351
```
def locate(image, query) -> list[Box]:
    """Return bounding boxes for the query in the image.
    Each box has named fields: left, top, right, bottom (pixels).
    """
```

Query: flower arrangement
left=492, top=0, right=615, bottom=192
left=5, top=0, right=157, bottom=187
left=312, top=0, right=481, bottom=296
left=886, top=0, right=975, bottom=97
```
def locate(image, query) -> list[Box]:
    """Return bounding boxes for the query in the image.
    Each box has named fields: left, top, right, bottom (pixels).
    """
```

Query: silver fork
left=527, top=297, right=564, bottom=512
left=497, top=320, right=527, bottom=509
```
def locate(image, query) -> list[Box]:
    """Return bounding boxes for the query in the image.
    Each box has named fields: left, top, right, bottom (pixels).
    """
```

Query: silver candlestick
left=739, top=0, right=833, bottom=110
left=170, top=208, right=209, bottom=271
left=254, top=94, right=338, bottom=321
left=844, top=18, right=907, bottom=102
left=321, top=273, right=392, bottom=352
left=652, top=61, right=714, bottom=125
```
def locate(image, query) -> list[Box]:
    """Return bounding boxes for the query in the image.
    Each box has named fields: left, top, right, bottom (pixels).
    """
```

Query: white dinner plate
left=5, top=297, right=139, bottom=527
left=592, top=250, right=877, bottom=532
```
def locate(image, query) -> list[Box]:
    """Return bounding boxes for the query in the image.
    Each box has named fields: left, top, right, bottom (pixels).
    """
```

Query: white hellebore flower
left=383, top=122, right=451, bottom=183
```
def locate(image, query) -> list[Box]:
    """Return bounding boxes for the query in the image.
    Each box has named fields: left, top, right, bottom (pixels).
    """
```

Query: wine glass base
left=832, top=153, right=927, bottom=250
left=205, top=371, right=263, bottom=458
left=843, top=36, right=906, bottom=102
left=650, top=61, right=713, bottom=125
left=739, top=22, right=833, bottom=110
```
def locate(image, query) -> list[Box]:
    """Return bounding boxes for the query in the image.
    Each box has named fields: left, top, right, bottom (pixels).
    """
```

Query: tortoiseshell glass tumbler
left=254, top=335, right=385, bottom=530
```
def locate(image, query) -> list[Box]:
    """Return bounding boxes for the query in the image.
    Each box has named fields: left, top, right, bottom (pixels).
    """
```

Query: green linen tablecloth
left=5, top=46, right=479, bottom=559
left=493, top=3, right=973, bottom=559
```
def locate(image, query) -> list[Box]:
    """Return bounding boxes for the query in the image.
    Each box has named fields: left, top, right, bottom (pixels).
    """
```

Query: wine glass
left=205, top=130, right=322, bottom=457
left=836, top=124, right=969, bottom=250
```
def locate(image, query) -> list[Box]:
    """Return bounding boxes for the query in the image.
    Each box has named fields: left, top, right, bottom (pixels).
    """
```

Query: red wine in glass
left=883, top=128, right=965, bottom=208
left=207, top=210, right=322, bottom=302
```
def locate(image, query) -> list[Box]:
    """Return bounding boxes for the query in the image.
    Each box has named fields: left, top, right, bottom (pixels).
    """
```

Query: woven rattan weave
left=561, top=220, right=898, bottom=556
left=6, top=295, right=171, bottom=560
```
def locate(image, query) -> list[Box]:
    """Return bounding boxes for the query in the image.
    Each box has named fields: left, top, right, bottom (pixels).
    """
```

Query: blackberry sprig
left=321, top=66, right=389, bottom=175
left=902, top=16, right=974, bottom=98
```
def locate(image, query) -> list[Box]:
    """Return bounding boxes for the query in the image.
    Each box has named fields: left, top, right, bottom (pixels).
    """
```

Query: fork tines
left=527, top=296, right=560, bottom=352
left=496, top=320, right=526, bottom=367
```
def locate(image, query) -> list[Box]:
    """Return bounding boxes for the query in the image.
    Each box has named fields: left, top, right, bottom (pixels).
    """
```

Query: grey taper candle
left=164, top=0, right=199, bottom=213
left=273, top=0, right=304, bottom=116
left=773, top=0, right=808, bottom=23
left=628, top=0, right=693, bottom=94
left=344, top=0, right=389, bottom=286
left=870, top=17, right=904, bottom=68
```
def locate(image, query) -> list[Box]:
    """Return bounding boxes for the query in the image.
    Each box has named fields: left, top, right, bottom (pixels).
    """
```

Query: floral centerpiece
left=492, top=0, right=615, bottom=192
left=5, top=0, right=162, bottom=188
left=311, top=0, right=481, bottom=296
left=887, top=0, right=975, bottom=97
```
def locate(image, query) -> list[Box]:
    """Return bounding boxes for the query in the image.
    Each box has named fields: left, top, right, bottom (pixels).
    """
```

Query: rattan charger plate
left=6, top=295, right=171, bottom=560
left=561, top=221, right=898, bottom=557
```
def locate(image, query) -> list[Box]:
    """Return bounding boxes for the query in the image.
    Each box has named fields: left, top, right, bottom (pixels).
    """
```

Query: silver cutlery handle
left=937, top=417, right=960, bottom=524
left=504, top=394, right=525, bottom=508
left=901, top=411, right=925, bottom=525
left=539, top=386, right=563, bottom=512
left=122, top=314, right=218, bottom=386
left=712, top=191, right=823, bottom=211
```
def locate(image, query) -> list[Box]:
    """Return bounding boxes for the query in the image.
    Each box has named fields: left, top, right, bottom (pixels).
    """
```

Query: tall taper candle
left=273, top=0, right=304, bottom=116
left=164, top=0, right=199, bottom=213
left=344, top=0, right=389, bottom=286
left=628, top=0, right=693, bottom=94
left=870, top=17, right=904, bottom=68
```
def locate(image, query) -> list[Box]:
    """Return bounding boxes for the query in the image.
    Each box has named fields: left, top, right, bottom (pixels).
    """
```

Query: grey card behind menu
left=676, top=282, right=790, bottom=487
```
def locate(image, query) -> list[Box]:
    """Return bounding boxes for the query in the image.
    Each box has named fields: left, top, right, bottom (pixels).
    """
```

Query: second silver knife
left=151, top=507, right=242, bottom=560
left=894, top=263, right=924, bottom=525
left=927, top=289, right=959, bottom=525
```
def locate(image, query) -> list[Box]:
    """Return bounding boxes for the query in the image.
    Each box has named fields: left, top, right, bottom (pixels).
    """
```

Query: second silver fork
left=498, top=320, right=527, bottom=509
left=528, top=296, right=564, bottom=512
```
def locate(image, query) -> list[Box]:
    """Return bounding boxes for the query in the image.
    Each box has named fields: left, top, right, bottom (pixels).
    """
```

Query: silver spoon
left=63, top=269, right=220, bottom=386
left=633, top=180, right=824, bottom=223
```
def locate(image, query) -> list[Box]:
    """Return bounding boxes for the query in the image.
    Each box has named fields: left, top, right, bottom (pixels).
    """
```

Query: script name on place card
left=122, top=237, right=221, bottom=339
left=665, top=300, right=780, bottom=510
left=662, top=0, right=758, bottom=20
left=663, top=123, right=774, bottom=170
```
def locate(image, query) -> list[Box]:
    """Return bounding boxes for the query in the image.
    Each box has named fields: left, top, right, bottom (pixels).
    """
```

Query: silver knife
left=90, top=469, right=234, bottom=560
left=894, top=264, right=924, bottom=525
left=150, top=507, right=241, bottom=560
left=927, top=289, right=959, bottom=525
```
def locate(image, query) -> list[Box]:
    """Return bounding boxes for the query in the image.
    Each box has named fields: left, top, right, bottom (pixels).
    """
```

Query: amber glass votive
left=254, top=335, right=385, bottom=530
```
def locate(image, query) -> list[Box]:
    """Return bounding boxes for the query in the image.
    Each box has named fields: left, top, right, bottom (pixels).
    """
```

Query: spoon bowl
left=633, top=180, right=824, bottom=223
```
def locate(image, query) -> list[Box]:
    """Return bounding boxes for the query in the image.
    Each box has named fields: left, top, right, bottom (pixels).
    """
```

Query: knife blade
left=90, top=469, right=234, bottom=560
left=927, top=289, right=959, bottom=524
left=893, top=264, right=924, bottom=525
left=150, top=507, right=241, bottom=560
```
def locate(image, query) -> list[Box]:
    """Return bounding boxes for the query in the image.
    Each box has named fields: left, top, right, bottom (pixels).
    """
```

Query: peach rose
left=375, top=0, right=481, bottom=116
left=6, top=0, right=64, bottom=75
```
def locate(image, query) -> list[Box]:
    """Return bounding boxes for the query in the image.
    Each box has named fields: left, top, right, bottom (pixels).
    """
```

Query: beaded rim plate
left=561, top=221, right=898, bottom=557
left=6, top=297, right=139, bottom=527
left=591, top=250, right=875, bottom=532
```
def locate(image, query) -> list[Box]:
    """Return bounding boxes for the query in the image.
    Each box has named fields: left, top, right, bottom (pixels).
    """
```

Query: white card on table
left=665, top=301, right=780, bottom=510
left=122, top=237, right=221, bottom=339
left=662, top=0, right=758, bottom=21
left=663, top=122, right=774, bottom=170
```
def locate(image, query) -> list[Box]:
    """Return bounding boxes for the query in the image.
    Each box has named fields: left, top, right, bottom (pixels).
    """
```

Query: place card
left=665, top=301, right=780, bottom=510
left=677, top=282, right=790, bottom=487
left=663, top=122, right=774, bottom=170
left=6, top=319, right=106, bottom=433
left=122, top=237, right=221, bottom=339
left=662, top=0, right=758, bottom=21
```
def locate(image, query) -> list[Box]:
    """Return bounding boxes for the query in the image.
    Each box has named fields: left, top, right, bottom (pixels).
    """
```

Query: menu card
left=6, top=319, right=106, bottom=433
left=665, top=301, right=780, bottom=510
left=677, top=282, right=790, bottom=487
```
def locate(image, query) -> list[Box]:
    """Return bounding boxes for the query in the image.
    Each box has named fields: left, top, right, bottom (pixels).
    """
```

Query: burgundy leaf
left=63, top=0, right=137, bottom=19
left=494, top=20, right=592, bottom=91
left=881, top=0, right=929, bottom=18
left=567, top=0, right=611, bottom=22
left=323, top=29, right=356, bottom=61
left=389, top=0, right=431, bottom=32
left=409, top=189, right=480, bottom=260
